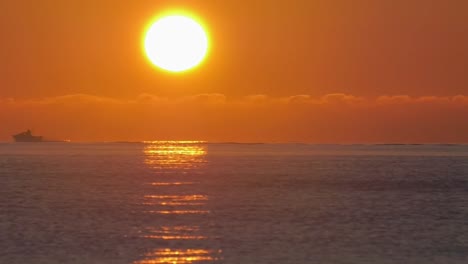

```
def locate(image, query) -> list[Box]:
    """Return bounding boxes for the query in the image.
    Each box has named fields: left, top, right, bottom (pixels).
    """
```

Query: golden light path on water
left=135, top=141, right=221, bottom=264
left=137, top=249, right=219, bottom=264
left=143, top=141, right=207, bottom=170
left=143, top=195, right=208, bottom=209
left=142, top=226, right=208, bottom=240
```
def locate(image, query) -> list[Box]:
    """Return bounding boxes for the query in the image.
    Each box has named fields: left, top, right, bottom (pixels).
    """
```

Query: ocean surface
left=1, top=142, right=468, bottom=264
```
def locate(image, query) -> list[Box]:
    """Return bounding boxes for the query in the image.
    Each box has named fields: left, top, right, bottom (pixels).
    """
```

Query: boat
left=13, top=130, right=43, bottom=142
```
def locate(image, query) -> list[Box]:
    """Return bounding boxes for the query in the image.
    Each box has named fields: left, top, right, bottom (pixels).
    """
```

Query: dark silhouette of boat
left=13, top=130, right=43, bottom=142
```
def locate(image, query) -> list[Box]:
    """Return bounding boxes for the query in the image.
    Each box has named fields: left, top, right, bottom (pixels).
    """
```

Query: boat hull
left=13, top=130, right=43, bottom=142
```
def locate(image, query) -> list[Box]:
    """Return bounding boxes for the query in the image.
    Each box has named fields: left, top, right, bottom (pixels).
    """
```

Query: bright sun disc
left=144, top=15, right=209, bottom=72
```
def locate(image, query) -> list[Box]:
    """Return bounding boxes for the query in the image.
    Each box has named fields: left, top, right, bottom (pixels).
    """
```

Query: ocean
left=1, top=142, right=468, bottom=264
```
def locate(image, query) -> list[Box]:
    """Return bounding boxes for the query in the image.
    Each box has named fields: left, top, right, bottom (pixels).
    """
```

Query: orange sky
left=1, top=0, right=467, bottom=142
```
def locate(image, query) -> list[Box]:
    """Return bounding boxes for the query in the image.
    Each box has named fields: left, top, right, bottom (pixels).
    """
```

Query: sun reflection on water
left=144, top=141, right=207, bottom=170
left=136, top=141, right=220, bottom=264
left=142, top=226, right=208, bottom=240
left=143, top=195, right=208, bottom=208
left=150, top=182, right=195, bottom=186
left=135, top=249, right=221, bottom=264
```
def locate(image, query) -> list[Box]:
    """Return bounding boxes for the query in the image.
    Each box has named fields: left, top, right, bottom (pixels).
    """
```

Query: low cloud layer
left=4, top=93, right=468, bottom=106
left=1, top=93, right=468, bottom=143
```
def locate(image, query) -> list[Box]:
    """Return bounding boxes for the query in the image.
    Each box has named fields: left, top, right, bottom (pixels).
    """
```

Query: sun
left=144, top=15, right=209, bottom=73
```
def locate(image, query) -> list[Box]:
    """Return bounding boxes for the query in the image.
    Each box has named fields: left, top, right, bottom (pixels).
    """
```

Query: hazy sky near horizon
left=1, top=0, right=467, bottom=142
